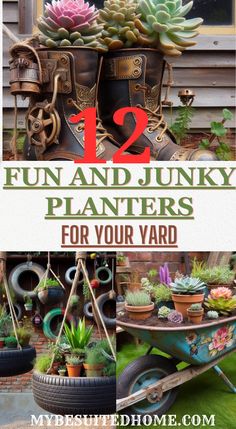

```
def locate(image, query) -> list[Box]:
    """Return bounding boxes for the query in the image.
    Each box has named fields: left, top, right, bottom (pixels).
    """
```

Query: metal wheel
left=117, top=354, right=178, bottom=419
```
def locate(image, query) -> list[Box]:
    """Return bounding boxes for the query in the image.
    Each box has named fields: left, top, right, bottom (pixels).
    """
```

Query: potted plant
left=15, top=327, right=31, bottom=347
left=125, top=291, right=154, bottom=320
left=117, top=253, right=127, bottom=267
left=205, top=287, right=236, bottom=316
left=35, top=354, right=52, bottom=374
left=170, top=276, right=205, bottom=317
left=36, top=278, right=65, bottom=305
left=58, top=366, right=67, bottom=377
left=5, top=336, right=17, bottom=349
left=66, top=354, right=83, bottom=377
left=24, top=295, right=33, bottom=311
left=191, top=260, right=234, bottom=290
left=84, top=344, right=106, bottom=377
left=153, top=284, right=174, bottom=309
left=187, top=303, right=204, bottom=324
left=48, top=342, right=65, bottom=374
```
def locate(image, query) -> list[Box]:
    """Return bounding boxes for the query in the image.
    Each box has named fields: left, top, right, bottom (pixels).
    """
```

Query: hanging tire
left=95, top=267, right=112, bottom=285
left=96, top=292, right=116, bottom=329
left=0, top=346, right=36, bottom=377
left=9, top=262, right=45, bottom=302
left=32, top=372, right=116, bottom=415
left=5, top=303, right=23, bottom=321
left=83, top=302, right=94, bottom=320
left=117, top=355, right=178, bottom=420
left=65, top=266, right=87, bottom=286
left=43, top=308, right=75, bottom=340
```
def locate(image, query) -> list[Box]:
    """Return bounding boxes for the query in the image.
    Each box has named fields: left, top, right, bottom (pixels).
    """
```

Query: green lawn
left=117, top=343, right=236, bottom=429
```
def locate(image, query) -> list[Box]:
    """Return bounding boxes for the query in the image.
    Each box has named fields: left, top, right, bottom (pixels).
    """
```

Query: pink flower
left=209, top=326, right=234, bottom=356
left=210, top=287, right=232, bottom=300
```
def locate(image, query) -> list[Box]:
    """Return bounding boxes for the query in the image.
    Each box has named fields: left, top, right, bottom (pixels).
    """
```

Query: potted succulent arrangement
left=187, top=303, right=204, bottom=324
left=205, top=287, right=236, bottom=316
left=66, top=354, right=83, bottom=377
left=36, top=278, right=65, bottom=305
left=170, top=276, right=206, bottom=317
left=58, top=366, right=67, bottom=377
left=191, top=260, right=235, bottom=291
left=125, top=290, right=154, bottom=320
left=24, top=295, right=33, bottom=311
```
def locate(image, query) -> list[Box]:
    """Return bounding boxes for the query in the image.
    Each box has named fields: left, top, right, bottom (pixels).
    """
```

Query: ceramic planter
left=66, top=363, right=82, bottom=378
left=187, top=308, right=204, bottom=324
left=83, top=363, right=104, bottom=377
left=38, top=287, right=64, bottom=305
left=125, top=303, right=154, bottom=320
left=172, top=294, right=204, bottom=318
left=58, top=370, right=67, bottom=377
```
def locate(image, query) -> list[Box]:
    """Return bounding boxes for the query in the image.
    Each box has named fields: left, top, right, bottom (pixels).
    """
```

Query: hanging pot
left=38, top=286, right=65, bottom=305
left=0, top=346, right=36, bottom=377
left=24, top=303, right=33, bottom=311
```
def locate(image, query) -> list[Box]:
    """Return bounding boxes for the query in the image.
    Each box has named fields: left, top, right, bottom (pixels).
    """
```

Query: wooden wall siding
left=2, top=1, right=236, bottom=143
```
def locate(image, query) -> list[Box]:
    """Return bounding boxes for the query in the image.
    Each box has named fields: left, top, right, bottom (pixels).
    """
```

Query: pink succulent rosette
left=209, top=325, right=235, bottom=357
left=210, top=287, right=232, bottom=300
left=45, top=0, right=98, bottom=31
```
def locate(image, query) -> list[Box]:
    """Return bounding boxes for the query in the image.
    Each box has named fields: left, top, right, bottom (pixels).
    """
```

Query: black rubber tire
left=117, top=355, right=178, bottom=419
left=95, top=267, right=112, bottom=285
left=96, top=292, right=116, bottom=329
left=83, top=302, right=94, bottom=320
left=5, top=303, right=23, bottom=321
left=65, top=266, right=87, bottom=286
left=0, top=346, right=36, bottom=377
left=32, top=372, right=116, bottom=415
left=9, top=262, right=45, bottom=301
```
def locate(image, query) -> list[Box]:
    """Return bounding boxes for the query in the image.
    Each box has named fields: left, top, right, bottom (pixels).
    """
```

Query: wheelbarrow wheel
left=117, top=355, right=178, bottom=419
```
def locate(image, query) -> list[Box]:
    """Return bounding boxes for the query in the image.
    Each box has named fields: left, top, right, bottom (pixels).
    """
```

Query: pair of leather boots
left=10, top=45, right=216, bottom=161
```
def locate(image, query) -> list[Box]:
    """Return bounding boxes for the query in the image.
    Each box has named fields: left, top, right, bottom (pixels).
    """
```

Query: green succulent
left=99, top=0, right=141, bottom=50
left=135, top=0, right=203, bottom=56
left=206, top=311, right=219, bottom=320
left=170, top=276, right=205, bottom=295
left=126, top=291, right=151, bottom=306
left=158, top=306, right=171, bottom=318
left=191, top=261, right=234, bottom=285
left=188, top=303, right=202, bottom=311
left=205, top=297, right=236, bottom=316
left=153, top=284, right=172, bottom=303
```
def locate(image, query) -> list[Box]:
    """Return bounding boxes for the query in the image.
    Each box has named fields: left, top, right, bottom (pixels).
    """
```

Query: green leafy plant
left=205, top=296, right=236, bottom=316
left=206, top=310, right=219, bottom=320
left=153, top=284, right=172, bottom=304
left=35, top=354, right=52, bottom=373
left=64, top=318, right=93, bottom=351
left=5, top=336, right=17, bottom=348
left=158, top=306, right=171, bottom=319
left=170, top=276, right=205, bottom=295
left=83, top=281, right=91, bottom=300
left=136, top=0, right=203, bottom=56
left=48, top=342, right=64, bottom=362
left=24, top=295, right=33, bottom=304
left=103, top=362, right=116, bottom=376
left=85, top=344, right=106, bottom=366
left=15, top=327, right=31, bottom=347
left=170, top=106, right=194, bottom=144
left=191, top=260, right=234, bottom=285
left=125, top=291, right=151, bottom=306
left=199, top=109, right=233, bottom=160
left=0, top=305, right=12, bottom=337
left=37, top=277, right=60, bottom=291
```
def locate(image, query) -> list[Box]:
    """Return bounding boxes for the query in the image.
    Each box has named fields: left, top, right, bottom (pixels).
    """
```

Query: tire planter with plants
left=43, top=308, right=75, bottom=340
left=95, top=267, right=112, bottom=286
left=38, top=286, right=65, bottom=305
left=65, top=266, right=87, bottom=286
left=96, top=292, right=116, bottom=328
left=0, top=346, right=36, bottom=377
left=5, top=303, right=23, bottom=321
left=32, top=372, right=116, bottom=415
left=9, top=262, right=45, bottom=301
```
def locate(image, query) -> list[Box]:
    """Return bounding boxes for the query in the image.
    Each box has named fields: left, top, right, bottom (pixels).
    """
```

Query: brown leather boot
left=10, top=44, right=118, bottom=160
left=99, top=48, right=217, bottom=161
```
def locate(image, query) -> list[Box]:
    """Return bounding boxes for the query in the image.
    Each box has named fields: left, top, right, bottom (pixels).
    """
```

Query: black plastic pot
left=38, top=287, right=65, bottom=305
left=32, top=372, right=116, bottom=415
left=0, top=346, right=36, bottom=377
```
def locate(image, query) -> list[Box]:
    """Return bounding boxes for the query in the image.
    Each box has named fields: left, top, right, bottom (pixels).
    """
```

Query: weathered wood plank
left=167, top=88, right=235, bottom=108
left=167, top=51, right=236, bottom=68
left=188, top=35, right=235, bottom=51
left=3, top=3, right=18, bottom=23
left=164, top=68, right=234, bottom=87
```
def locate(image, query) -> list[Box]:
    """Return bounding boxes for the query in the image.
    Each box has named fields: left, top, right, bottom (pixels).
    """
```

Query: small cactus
left=206, top=311, right=219, bottom=319
left=37, top=0, right=105, bottom=50
left=158, top=306, right=171, bottom=319
left=168, top=310, right=183, bottom=324
left=99, top=0, right=141, bottom=50
left=135, top=0, right=203, bottom=56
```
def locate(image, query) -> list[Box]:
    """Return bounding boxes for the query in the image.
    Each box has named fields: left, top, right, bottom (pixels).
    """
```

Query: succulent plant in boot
left=135, top=0, right=203, bottom=56
left=37, top=0, right=105, bottom=50
left=99, top=0, right=141, bottom=50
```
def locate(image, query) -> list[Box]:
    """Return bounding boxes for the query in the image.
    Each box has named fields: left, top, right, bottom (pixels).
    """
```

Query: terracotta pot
left=66, top=363, right=82, bottom=378
left=187, top=309, right=204, bottom=324
left=83, top=363, right=104, bottom=377
left=172, top=294, right=204, bottom=318
left=128, top=283, right=141, bottom=292
left=125, top=302, right=154, bottom=320
left=0, top=339, right=5, bottom=348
